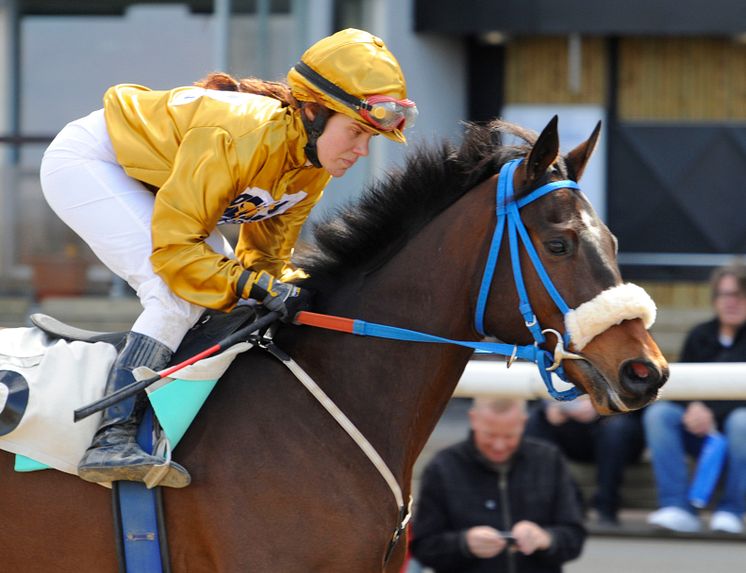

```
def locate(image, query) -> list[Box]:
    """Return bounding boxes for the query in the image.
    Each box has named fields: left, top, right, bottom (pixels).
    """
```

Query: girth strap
left=259, top=340, right=411, bottom=565
left=112, top=408, right=170, bottom=573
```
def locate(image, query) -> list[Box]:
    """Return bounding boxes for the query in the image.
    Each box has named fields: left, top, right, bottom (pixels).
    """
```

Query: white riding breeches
left=39, top=109, right=235, bottom=351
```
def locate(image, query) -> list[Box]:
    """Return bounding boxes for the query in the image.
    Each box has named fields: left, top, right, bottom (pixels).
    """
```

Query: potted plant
left=30, top=243, right=90, bottom=300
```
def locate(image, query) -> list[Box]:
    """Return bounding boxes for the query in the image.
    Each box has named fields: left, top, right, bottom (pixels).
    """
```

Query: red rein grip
left=294, top=311, right=356, bottom=333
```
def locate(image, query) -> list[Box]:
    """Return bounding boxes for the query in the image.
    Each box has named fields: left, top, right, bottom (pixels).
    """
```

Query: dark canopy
left=415, top=0, right=746, bottom=36
left=19, top=0, right=290, bottom=16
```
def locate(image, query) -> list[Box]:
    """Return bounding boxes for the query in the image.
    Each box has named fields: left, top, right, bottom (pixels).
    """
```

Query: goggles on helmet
left=294, top=61, right=417, bottom=132
left=359, top=95, right=417, bottom=131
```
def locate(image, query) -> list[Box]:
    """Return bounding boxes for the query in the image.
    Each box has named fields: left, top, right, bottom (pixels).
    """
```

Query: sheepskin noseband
left=564, top=283, right=656, bottom=351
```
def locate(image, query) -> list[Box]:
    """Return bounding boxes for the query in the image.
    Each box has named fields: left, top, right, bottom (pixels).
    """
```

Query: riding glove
left=247, top=270, right=312, bottom=320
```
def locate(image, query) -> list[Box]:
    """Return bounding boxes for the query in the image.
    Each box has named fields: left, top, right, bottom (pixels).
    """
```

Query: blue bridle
left=294, top=158, right=585, bottom=401
left=474, top=158, right=583, bottom=400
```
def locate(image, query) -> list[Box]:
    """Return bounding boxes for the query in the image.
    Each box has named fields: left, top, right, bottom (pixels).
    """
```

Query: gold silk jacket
left=103, top=84, right=331, bottom=311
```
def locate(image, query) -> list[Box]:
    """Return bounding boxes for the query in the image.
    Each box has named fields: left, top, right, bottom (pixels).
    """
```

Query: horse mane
left=295, top=120, right=540, bottom=290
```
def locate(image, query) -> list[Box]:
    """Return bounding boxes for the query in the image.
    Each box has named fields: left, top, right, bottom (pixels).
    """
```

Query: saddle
left=29, top=313, right=128, bottom=346
left=29, top=304, right=260, bottom=366
left=0, top=305, right=264, bottom=573
left=1, top=305, right=261, bottom=476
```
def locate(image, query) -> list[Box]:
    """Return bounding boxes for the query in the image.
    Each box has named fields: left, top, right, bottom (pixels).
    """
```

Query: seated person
left=645, top=263, right=746, bottom=534
left=410, top=397, right=586, bottom=573
left=525, top=395, right=645, bottom=525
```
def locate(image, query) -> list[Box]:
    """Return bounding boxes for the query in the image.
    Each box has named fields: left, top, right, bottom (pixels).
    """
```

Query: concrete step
left=0, top=296, right=143, bottom=332
left=0, top=296, right=33, bottom=327
left=35, top=296, right=142, bottom=332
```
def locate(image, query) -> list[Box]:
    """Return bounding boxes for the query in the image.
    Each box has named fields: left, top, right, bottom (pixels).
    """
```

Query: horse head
left=482, top=116, right=669, bottom=414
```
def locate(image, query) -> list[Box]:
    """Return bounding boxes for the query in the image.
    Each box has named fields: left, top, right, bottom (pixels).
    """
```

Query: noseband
left=475, top=158, right=586, bottom=400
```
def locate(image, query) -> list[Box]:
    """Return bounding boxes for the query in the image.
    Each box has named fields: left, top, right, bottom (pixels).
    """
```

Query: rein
left=273, top=160, right=591, bottom=560
left=295, top=158, right=585, bottom=401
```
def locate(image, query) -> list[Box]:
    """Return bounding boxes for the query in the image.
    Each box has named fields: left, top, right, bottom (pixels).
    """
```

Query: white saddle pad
left=0, top=326, right=250, bottom=476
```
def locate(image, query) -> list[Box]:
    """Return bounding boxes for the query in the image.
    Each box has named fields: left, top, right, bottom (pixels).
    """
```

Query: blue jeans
left=643, top=401, right=746, bottom=516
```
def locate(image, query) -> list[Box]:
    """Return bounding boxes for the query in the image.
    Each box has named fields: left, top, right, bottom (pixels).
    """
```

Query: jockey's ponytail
left=195, top=72, right=300, bottom=108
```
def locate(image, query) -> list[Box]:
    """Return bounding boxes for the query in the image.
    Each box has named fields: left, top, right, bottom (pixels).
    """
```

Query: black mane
left=295, top=121, right=539, bottom=290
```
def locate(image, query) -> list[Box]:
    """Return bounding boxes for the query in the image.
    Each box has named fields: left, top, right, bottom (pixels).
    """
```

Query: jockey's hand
left=248, top=270, right=313, bottom=321
left=264, top=282, right=314, bottom=321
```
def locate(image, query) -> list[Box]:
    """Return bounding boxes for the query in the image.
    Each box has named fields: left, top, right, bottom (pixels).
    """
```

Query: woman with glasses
left=644, top=263, right=746, bottom=534
left=39, top=28, right=417, bottom=488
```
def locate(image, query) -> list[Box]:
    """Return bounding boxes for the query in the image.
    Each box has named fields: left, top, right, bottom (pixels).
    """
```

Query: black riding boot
left=77, top=332, right=191, bottom=488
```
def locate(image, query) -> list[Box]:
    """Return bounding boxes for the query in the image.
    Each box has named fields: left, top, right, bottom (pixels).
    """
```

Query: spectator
left=410, top=397, right=586, bottom=573
left=644, top=263, right=746, bottom=534
left=525, top=395, right=645, bottom=526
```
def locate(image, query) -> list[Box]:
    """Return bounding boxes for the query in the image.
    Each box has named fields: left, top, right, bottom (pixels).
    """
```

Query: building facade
left=1, top=0, right=744, bottom=295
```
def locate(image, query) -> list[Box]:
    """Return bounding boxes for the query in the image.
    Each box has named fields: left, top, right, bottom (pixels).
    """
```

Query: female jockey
left=39, top=28, right=417, bottom=488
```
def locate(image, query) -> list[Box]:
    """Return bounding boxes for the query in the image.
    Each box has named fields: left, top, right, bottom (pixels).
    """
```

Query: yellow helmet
left=288, top=28, right=416, bottom=144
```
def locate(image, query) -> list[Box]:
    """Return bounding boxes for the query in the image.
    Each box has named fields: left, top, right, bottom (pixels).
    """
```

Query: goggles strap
left=300, top=104, right=329, bottom=168
left=294, top=61, right=361, bottom=110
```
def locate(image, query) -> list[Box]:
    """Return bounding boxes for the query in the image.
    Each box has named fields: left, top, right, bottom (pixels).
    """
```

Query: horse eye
left=546, top=239, right=568, bottom=255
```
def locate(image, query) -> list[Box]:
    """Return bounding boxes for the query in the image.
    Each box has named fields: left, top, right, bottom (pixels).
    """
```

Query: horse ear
left=525, top=115, right=560, bottom=184
left=566, top=120, right=602, bottom=181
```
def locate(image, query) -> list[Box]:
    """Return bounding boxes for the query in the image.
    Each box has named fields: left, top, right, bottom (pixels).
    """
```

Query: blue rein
left=298, top=158, right=583, bottom=401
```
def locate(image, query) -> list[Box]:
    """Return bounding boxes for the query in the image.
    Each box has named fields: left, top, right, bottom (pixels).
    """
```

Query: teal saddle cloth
left=15, top=306, right=258, bottom=473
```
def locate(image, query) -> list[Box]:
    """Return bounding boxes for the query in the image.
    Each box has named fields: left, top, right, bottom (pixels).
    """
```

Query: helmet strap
left=300, top=103, right=329, bottom=168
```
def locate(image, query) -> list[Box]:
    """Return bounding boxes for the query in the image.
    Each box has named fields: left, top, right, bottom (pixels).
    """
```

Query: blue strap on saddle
left=113, top=408, right=169, bottom=573
left=113, top=379, right=217, bottom=572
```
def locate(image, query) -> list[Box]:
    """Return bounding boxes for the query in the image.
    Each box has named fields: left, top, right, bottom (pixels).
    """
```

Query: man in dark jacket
left=410, top=397, right=586, bottom=573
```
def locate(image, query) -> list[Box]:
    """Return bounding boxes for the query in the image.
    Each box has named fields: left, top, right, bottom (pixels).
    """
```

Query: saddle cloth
left=0, top=325, right=251, bottom=477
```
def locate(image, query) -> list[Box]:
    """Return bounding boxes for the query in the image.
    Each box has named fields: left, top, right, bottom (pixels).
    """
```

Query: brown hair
left=710, top=262, right=746, bottom=300
left=194, top=72, right=300, bottom=108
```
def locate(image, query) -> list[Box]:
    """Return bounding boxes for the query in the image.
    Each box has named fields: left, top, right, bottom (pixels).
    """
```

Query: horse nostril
left=620, top=359, right=662, bottom=396
left=629, top=361, right=650, bottom=379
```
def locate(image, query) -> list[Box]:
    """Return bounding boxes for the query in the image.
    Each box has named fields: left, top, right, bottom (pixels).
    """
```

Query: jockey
left=39, top=28, right=417, bottom=488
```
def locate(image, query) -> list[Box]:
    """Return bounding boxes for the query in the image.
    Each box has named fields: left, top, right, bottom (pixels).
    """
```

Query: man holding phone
left=410, top=398, right=586, bottom=572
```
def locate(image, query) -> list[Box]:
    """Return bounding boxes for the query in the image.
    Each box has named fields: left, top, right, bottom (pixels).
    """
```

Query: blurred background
left=1, top=0, right=745, bottom=353
left=0, top=2, right=745, bottom=569
left=0, top=0, right=744, bottom=352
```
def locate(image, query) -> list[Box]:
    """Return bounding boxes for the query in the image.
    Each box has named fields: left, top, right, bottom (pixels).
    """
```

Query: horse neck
left=290, top=178, right=498, bottom=487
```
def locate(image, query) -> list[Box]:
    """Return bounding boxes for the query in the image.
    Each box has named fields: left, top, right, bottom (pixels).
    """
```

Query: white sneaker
left=647, top=507, right=702, bottom=533
left=710, top=511, right=744, bottom=534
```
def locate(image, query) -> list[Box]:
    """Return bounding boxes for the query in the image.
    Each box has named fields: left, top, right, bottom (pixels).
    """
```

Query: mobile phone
left=498, top=531, right=516, bottom=545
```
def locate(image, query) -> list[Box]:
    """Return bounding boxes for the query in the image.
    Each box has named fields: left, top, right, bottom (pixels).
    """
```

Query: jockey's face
left=316, top=113, right=375, bottom=178
left=469, top=403, right=527, bottom=465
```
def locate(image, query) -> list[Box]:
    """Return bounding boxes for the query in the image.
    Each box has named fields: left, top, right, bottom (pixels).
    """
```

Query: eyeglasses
left=294, top=61, right=418, bottom=132
left=359, top=95, right=418, bottom=131
left=715, top=290, right=746, bottom=300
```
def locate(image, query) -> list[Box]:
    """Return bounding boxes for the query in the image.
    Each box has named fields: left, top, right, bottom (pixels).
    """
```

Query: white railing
left=454, top=361, right=746, bottom=400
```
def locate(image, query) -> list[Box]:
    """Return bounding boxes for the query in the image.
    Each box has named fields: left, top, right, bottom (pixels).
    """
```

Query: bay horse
left=0, top=116, right=668, bottom=572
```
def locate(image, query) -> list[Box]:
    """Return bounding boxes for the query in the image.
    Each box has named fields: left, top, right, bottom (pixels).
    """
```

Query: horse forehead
left=579, top=208, right=604, bottom=241
left=577, top=205, right=617, bottom=272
